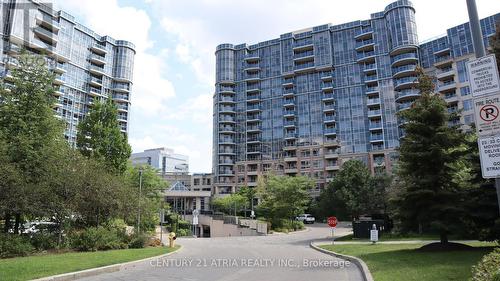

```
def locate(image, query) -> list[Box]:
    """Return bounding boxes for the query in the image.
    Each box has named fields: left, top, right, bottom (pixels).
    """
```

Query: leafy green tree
left=0, top=52, right=65, bottom=232
left=257, top=176, right=313, bottom=228
left=124, top=165, right=166, bottom=232
left=76, top=99, right=131, bottom=174
left=211, top=193, right=248, bottom=215
left=394, top=67, right=470, bottom=244
left=317, top=160, right=389, bottom=220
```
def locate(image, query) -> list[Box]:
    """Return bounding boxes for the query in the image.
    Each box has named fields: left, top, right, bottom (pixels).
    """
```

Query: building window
left=460, top=86, right=470, bottom=96
left=463, top=99, right=473, bottom=111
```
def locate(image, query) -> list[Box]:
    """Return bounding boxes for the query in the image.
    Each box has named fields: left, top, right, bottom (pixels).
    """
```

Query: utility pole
left=466, top=0, right=500, bottom=215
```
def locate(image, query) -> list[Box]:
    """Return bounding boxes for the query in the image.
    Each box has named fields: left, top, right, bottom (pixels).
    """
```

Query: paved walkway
left=78, top=223, right=363, bottom=281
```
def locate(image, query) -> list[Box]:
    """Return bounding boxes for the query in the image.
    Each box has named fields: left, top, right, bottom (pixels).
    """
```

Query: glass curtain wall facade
left=213, top=0, right=420, bottom=196
left=213, top=0, right=500, bottom=196
left=0, top=0, right=136, bottom=145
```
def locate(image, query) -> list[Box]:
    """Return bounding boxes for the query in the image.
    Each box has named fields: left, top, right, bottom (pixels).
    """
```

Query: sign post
left=192, top=209, right=199, bottom=237
left=370, top=224, right=379, bottom=244
left=327, top=216, right=338, bottom=245
left=469, top=53, right=500, bottom=216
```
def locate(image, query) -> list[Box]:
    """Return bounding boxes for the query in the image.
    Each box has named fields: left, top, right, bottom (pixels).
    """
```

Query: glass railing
left=247, top=114, right=261, bottom=120
left=364, top=63, right=376, bottom=70
left=247, top=94, right=260, bottom=100
left=219, top=138, right=235, bottom=143
left=322, top=82, right=334, bottom=88
left=284, top=132, right=297, bottom=138
left=219, top=106, right=235, bottom=112
left=219, top=126, right=235, bottom=131
left=90, top=53, right=106, bottom=61
left=283, top=110, right=296, bottom=115
left=294, top=61, right=315, bottom=70
left=219, top=86, right=235, bottom=92
left=367, top=98, right=380, bottom=104
left=220, top=97, right=235, bottom=102
left=247, top=104, right=260, bottom=110
left=355, top=27, right=373, bottom=37
left=245, top=73, right=260, bottom=79
left=435, top=55, right=452, bottom=63
left=90, top=77, right=102, bottom=84
left=397, top=102, right=412, bottom=111
left=358, top=50, right=375, bottom=59
left=391, top=52, right=417, bottom=63
left=366, top=86, right=379, bottom=93
left=294, top=38, right=313, bottom=48
left=396, top=89, right=419, bottom=99
left=368, top=109, right=381, bottom=116
left=323, top=93, right=334, bottom=99
left=365, top=74, right=377, bottom=81
left=284, top=98, right=295, bottom=104
left=324, top=128, right=336, bottom=134
left=219, top=117, right=235, bottom=122
left=356, top=38, right=374, bottom=48
left=392, top=64, right=417, bottom=74
left=247, top=125, right=261, bottom=131
left=324, top=115, right=336, bottom=121
left=394, top=77, right=417, bottom=87
left=294, top=50, right=314, bottom=59
left=323, top=104, right=335, bottom=110
left=113, top=94, right=129, bottom=100
left=284, top=120, right=296, bottom=126
left=369, top=122, right=382, bottom=129
left=370, top=134, right=383, bottom=141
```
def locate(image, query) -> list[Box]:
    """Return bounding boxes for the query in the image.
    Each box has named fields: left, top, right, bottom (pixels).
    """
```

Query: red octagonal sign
left=327, top=216, right=338, bottom=228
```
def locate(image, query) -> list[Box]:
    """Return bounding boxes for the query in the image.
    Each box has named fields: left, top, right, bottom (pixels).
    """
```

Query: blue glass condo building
left=0, top=0, right=135, bottom=145
left=213, top=0, right=500, bottom=196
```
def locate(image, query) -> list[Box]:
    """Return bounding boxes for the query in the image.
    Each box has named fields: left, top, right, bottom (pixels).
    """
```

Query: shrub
left=30, top=232, right=59, bottom=251
left=69, top=227, right=127, bottom=251
left=0, top=234, right=34, bottom=258
left=176, top=228, right=191, bottom=237
left=128, top=232, right=148, bottom=249
left=471, top=248, right=500, bottom=281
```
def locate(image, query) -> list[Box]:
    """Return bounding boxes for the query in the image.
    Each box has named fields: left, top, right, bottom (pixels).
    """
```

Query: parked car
left=295, top=214, right=315, bottom=224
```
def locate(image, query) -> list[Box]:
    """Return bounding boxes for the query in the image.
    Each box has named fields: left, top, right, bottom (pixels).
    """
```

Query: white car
left=296, top=214, right=315, bottom=224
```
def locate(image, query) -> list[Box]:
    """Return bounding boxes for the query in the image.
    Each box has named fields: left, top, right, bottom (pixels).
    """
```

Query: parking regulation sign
left=478, top=135, right=500, bottom=178
left=467, top=54, right=500, bottom=97
left=474, top=93, right=500, bottom=137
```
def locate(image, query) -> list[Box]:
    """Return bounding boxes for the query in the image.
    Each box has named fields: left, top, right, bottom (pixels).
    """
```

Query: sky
left=53, top=0, right=500, bottom=173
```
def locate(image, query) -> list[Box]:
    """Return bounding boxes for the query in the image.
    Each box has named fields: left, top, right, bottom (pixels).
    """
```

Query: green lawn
left=0, top=246, right=180, bottom=281
left=335, top=233, right=457, bottom=242
left=321, top=242, right=497, bottom=281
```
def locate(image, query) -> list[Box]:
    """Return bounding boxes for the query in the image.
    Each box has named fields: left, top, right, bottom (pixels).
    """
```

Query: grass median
left=0, top=246, right=180, bottom=281
left=320, top=242, right=497, bottom=281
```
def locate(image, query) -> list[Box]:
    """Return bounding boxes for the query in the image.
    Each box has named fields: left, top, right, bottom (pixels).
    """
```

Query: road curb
left=309, top=242, right=374, bottom=281
left=31, top=246, right=182, bottom=281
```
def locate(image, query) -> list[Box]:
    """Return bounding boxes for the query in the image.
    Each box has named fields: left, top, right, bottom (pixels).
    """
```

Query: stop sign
left=327, top=216, right=338, bottom=228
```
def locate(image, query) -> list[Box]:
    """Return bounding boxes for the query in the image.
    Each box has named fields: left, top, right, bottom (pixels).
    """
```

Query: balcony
left=246, top=115, right=261, bottom=123
left=219, top=160, right=234, bottom=166
left=324, top=128, right=337, bottom=136
left=433, top=47, right=451, bottom=56
left=284, top=155, right=298, bottom=162
left=33, top=26, right=58, bottom=45
left=321, top=82, right=334, bottom=92
left=284, top=120, right=296, bottom=128
left=392, top=64, right=417, bottom=78
left=397, top=102, right=413, bottom=111
left=323, top=103, right=335, bottom=112
left=294, top=61, right=315, bottom=73
left=53, top=62, right=65, bottom=74
left=324, top=139, right=340, bottom=147
left=219, top=106, right=236, bottom=114
left=324, top=115, right=336, bottom=123
left=354, top=28, right=373, bottom=40
left=244, top=73, right=260, bottom=82
left=244, top=63, right=260, bottom=72
left=246, top=125, right=262, bottom=132
left=219, top=86, right=236, bottom=94
left=367, top=98, right=380, bottom=106
left=363, top=63, right=377, bottom=74
left=283, top=91, right=295, bottom=98
left=436, top=67, right=455, bottom=80
left=246, top=104, right=261, bottom=112
left=365, top=74, right=378, bottom=84
left=444, top=92, right=459, bottom=103
left=366, top=86, right=379, bottom=95
left=395, top=89, right=420, bottom=102
left=283, top=110, right=296, bottom=117
left=356, top=50, right=376, bottom=64
left=219, top=96, right=235, bottom=104
left=53, top=75, right=65, bottom=85
left=219, top=149, right=236, bottom=155
left=438, top=80, right=456, bottom=93
left=284, top=168, right=298, bottom=174
left=284, top=132, right=297, bottom=139
left=90, top=43, right=107, bottom=55
left=35, top=14, right=60, bottom=32
left=282, top=78, right=294, bottom=87
left=322, top=93, right=334, bottom=101
left=391, top=52, right=418, bottom=67
left=244, top=55, right=260, bottom=62
left=394, top=77, right=417, bottom=91
left=324, top=150, right=339, bottom=159
left=219, top=170, right=235, bottom=176
left=325, top=163, right=340, bottom=171
left=367, top=109, right=382, bottom=117
left=294, top=50, right=314, bottom=62
left=246, top=87, right=260, bottom=94
left=355, top=38, right=375, bottom=52
left=369, top=122, right=383, bottom=130
left=219, top=125, right=235, bottom=133
left=90, top=54, right=106, bottom=65
left=246, top=94, right=260, bottom=102
left=89, top=76, right=103, bottom=87
left=219, top=138, right=236, bottom=145
left=219, top=117, right=236, bottom=124
left=293, top=39, right=314, bottom=51
left=116, top=104, right=128, bottom=112
left=370, top=134, right=384, bottom=143
left=89, top=65, right=105, bottom=76
left=112, top=94, right=129, bottom=103
left=434, top=55, right=453, bottom=68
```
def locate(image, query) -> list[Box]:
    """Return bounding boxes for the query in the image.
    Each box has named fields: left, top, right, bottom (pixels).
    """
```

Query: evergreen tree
left=395, top=67, right=469, bottom=244
left=76, top=99, right=131, bottom=174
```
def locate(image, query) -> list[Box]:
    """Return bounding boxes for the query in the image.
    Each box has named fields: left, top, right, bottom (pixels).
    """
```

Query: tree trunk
left=4, top=211, right=11, bottom=233
left=440, top=232, right=449, bottom=245
left=14, top=213, right=21, bottom=234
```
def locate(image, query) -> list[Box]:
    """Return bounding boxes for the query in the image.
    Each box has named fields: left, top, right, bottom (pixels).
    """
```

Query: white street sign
left=473, top=92, right=500, bottom=137
left=192, top=216, right=199, bottom=225
left=467, top=54, right=500, bottom=97
left=478, top=135, right=500, bottom=178
left=370, top=229, right=379, bottom=243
